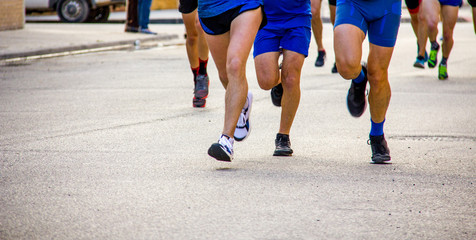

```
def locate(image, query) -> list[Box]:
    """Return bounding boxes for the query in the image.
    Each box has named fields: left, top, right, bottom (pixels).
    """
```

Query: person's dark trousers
left=125, top=0, right=139, bottom=32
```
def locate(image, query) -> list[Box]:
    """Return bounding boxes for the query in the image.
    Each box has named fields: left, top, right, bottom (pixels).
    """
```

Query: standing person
left=253, top=0, right=311, bottom=156
left=125, top=0, right=139, bottom=32
left=138, top=0, right=156, bottom=34
left=470, top=0, right=476, bottom=33
left=334, top=0, right=402, bottom=163
left=421, top=0, right=461, bottom=80
left=179, top=0, right=210, bottom=108
left=199, top=1, right=266, bottom=162
left=311, top=0, right=327, bottom=67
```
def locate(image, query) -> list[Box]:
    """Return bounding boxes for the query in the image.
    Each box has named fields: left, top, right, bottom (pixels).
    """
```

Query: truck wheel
left=86, top=6, right=110, bottom=22
left=57, top=0, right=90, bottom=23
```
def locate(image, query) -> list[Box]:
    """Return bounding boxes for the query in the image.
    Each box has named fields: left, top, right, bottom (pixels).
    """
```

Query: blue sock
left=370, top=119, right=385, bottom=136
left=353, top=69, right=365, bottom=84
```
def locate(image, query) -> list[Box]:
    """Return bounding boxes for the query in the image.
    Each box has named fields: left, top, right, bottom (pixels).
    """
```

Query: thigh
left=205, top=33, right=230, bottom=84
left=334, top=24, right=365, bottom=68
left=441, top=4, right=459, bottom=31
left=254, top=52, right=281, bottom=89
left=228, top=7, right=263, bottom=68
left=182, top=10, right=198, bottom=37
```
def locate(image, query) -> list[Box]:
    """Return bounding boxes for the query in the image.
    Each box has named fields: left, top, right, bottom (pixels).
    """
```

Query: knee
left=186, top=33, right=198, bottom=47
left=281, top=75, right=300, bottom=91
left=442, top=31, right=453, bottom=43
left=427, top=18, right=439, bottom=31
left=336, top=60, right=361, bottom=80
left=226, top=58, right=245, bottom=79
left=368, top=70, right=389, bottom=93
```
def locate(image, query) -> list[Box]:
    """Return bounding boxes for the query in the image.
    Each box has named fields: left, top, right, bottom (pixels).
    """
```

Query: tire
left=57, top=0, right=90, bottom=23
left=86, top=6, right=110, bottom=22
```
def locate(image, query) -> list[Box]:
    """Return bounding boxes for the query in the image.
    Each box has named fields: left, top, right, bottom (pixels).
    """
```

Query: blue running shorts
left=253, top=26, right=311, bottom=58
left=439, top=0, right=462, bottom=6
left=335, top=0, right=402, bottom=47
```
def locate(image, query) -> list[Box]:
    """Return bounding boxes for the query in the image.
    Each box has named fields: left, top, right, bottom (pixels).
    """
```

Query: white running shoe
left=234, top=91, right=253, bottom=141
left=208, top=135, right=234, bottom=162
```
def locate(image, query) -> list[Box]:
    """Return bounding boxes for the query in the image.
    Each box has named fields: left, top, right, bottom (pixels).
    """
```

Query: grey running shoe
left=368, top=134, right=391, bottom=164
left=273, top=133, right=293, bottom=156
left=346, top=64, right=368, bottom=117
left=193, top=74, right=209, bottom=108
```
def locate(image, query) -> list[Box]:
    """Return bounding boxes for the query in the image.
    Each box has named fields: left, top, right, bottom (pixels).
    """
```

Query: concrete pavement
left=1, top=8, right=475, bottom=240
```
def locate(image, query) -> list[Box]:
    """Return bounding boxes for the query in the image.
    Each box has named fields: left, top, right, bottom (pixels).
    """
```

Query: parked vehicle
left=25, top=0, right=125, bottom=23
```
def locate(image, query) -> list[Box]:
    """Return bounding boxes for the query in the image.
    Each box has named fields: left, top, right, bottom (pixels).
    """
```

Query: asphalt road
left=1, top=23, right=475, bottom=239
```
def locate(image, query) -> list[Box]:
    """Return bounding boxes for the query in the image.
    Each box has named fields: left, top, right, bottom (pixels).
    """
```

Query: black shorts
left=178, top=0, right=197, bottom=14
left=329, top=0, right=336, bottom=6
left=469, top=0, right=476, bottom=7
left=199, top=4, right=267, bottom=35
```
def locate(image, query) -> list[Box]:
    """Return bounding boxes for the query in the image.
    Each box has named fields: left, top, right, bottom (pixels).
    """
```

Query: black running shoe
left=273, top=133, right=293, bottom=156
left=331, top=62, right=338, bottom=73
left=346, top=64, right=368, bottom=117
left=193, top=74, right=209, bottom=108
left=270, top=83, right=283, bottom=107
left=315, top=50, right=326, bottom=67
left=368, top=134, right=391, bottom=164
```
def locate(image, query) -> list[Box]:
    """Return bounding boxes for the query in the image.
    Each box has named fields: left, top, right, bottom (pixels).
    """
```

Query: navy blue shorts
left=199, top=3, right=266, bottom=35
left=178, top=0, right=197, bottom=14
left=253, top=26, right=311, bottom=58
left=335, top=0, right=401, bottom=47
left=439, top=0, right=462, bottom=6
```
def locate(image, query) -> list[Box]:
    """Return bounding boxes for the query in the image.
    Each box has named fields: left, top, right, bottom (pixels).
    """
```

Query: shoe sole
left=208, top=143, right=232, bottom=162
left=193, top=98, right=206, bottom=108
left=413, top=62, right=425, bottom=68
left=273, top=150, right=293, bottom=156
left=371, top=155, right=391, bottom=164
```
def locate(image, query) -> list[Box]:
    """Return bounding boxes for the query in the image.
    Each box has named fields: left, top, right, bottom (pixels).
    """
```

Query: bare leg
left=204, top=8, right=263, bottom=138
left=440, top=5, right=458, bottom=59
left=367, top=44, right=394, bottom=123
left=473, top=7, right=476, bottom=33
left=182, top=10, right=201, bottom=69
left=334, top=24, right=365, bottom=80
left=311, top=0, right=325, bottom=51
left=279, top=50, right=305, bottom=135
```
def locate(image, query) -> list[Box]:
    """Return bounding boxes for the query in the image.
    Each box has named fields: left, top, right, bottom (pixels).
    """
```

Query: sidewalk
left=2, top=7, right=473, bottom=61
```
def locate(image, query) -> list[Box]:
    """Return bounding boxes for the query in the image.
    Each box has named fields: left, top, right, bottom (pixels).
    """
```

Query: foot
left=125, top=26, right=139, bottom=33
left=428, top=43, right=439, bottom=68
left=270, top=83, right=283, bottom=107
left=234, top=92, right=253, bottom=141
left=314, top=50, right=326, bottom=67
left=193, top=74, right=209, bottom=108
left=438, top=63, right=448, bottom=80
left=271, top=83, right=283, bottom=107
left=208, top=135, right=234, bottom=162
left=140, top=28, right=157, bottom=35
left=346, top=64, right=368, bottom=118
left=273, top=133, right=293, bottom=156
left=413, top=55, right=426, bottom=69
left=331, top=62, right=338, bottom=73
left=368, top=134, right=391, bottom=163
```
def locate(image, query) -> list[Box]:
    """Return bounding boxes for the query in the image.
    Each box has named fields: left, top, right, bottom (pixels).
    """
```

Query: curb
left=0, top=33, right=179, bottom=61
